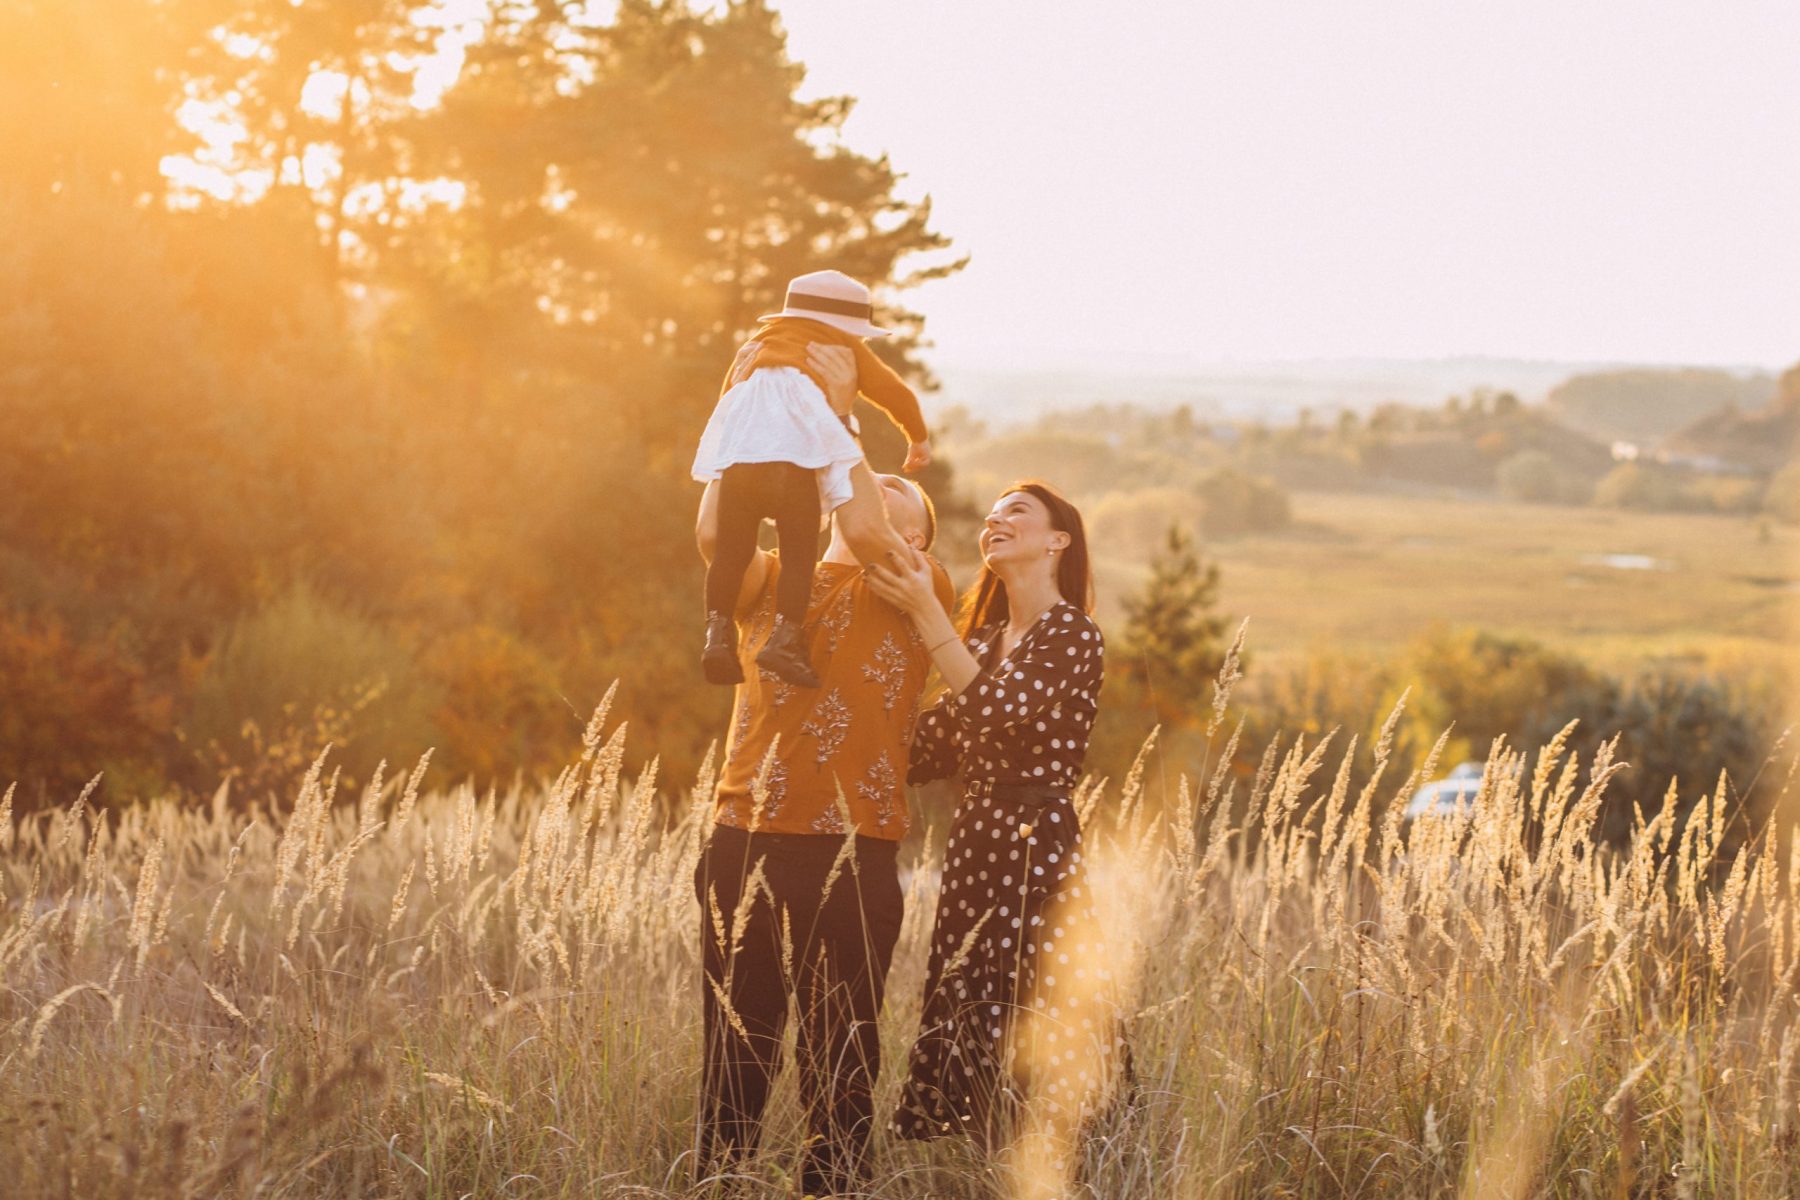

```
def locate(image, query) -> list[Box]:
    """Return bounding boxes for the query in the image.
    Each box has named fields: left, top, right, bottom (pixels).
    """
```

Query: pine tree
left=1115, top=523, right=1233, bottom=730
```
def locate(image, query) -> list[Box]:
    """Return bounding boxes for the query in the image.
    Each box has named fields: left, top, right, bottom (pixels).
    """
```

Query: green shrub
left=1233, top=628, right=1777, bottom=849
left=1567, top=672, right=1772, bottom=845
left=1496, top=449, right=1586, bottom=504
left=1683, top=474, right=1764, bottom=514
left=1193, top=467, right=1291, bottom=536
left=186, top=585, right=439, bottom=795
left=1592, top=462, right=1686, bottom=511
left=1088, top=469, right=1290, bottom=561
left=1088, top=488, right=1204, bottom=563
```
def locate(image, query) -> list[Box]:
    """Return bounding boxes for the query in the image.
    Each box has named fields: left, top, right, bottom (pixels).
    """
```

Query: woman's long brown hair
left=957, top=480, right=1095, bottom=636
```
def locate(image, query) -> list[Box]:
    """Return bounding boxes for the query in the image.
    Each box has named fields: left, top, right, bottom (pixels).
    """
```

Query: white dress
left=690, top=366, right=864, bottom=512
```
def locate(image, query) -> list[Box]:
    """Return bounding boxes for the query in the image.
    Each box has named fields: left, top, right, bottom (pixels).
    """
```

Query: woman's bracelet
left=926, top=633, right=960, bottom=655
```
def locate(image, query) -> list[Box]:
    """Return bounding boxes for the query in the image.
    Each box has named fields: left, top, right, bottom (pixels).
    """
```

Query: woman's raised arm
left=866, top=548, right=982, bottom=694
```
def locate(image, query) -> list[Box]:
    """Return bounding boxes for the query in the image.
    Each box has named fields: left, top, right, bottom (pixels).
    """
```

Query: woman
left=867, top=480, right=1133, bottom=1156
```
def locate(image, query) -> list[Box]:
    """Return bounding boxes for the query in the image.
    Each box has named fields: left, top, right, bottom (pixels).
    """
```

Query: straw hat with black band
left=759, top=269, right=891, bottom=339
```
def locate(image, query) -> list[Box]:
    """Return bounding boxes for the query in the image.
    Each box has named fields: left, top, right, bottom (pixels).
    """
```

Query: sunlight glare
left=300, top=71, right=349, bottom=120
left=300, top=144, right=339, bottom=192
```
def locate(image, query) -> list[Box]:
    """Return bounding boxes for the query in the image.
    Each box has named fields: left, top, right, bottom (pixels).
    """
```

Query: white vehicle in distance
left=1403, top=761, right=1487, bottom=822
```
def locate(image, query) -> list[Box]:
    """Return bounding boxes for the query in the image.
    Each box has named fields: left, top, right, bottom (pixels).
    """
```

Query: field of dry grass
left=1093, top=491, right=1800, bottom=678
left=8, top=676, right=1800, bottom=1198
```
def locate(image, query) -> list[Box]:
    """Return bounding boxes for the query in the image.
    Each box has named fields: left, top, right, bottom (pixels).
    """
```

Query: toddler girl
left=692, top=269, right=930, bottom=686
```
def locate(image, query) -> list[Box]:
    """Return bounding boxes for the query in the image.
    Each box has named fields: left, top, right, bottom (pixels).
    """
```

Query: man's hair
left=905, top=478, right=937, bottom=550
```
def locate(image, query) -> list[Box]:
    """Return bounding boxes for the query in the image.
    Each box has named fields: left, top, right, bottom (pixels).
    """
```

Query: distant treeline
left=949, top=360, right=1800, bottom=548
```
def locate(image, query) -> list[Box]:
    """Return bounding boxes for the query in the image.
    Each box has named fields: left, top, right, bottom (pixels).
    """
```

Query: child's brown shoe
left=755, top=618, right=820, bottom=688
left=703, top=613, right=744, bottom=685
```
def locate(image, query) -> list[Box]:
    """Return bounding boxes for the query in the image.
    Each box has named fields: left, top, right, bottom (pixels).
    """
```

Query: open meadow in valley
left=1145, top=492, right=1800, bottom=675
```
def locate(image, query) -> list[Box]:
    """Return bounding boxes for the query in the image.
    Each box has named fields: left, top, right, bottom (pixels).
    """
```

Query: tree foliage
left=1239, top=628, right=1780, bottom=849
left=0, top=0, right=960, bottom=805
left=1113, top=524, right=1232, bottom=732
left=1496, top=449, right=1587, bottom=504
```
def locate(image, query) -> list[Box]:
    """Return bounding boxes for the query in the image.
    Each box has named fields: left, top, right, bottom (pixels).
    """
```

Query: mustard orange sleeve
left=718, top=333, right=762, bottom=399
left=853, top=341, right=929, bottom=444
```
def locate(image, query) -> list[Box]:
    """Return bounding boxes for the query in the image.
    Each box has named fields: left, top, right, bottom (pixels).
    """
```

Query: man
left=692, top=344, right=955, bottom=1194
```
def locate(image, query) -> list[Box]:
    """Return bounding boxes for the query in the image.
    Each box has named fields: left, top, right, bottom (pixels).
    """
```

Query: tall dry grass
left=5, top=670, right=1800, bottom=1198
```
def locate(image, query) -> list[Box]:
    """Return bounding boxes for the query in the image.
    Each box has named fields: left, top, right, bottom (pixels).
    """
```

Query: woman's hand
left=864, top=545, right=936, bottom=616
left=870, top=547, right=981, bottom=694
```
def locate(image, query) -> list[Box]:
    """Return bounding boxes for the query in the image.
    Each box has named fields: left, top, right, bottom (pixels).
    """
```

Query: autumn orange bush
left=0, top=609, right=172, bottom=801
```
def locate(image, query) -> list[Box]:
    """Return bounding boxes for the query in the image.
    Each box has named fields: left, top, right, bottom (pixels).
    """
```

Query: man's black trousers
left=694, top=823, right=904, bottom=1194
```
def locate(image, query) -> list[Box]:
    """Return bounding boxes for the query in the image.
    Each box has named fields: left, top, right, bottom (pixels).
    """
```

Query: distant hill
left=935, top=357, right=1611, bottom=428
left=1544, top=368, right=1776, bottom=445
left=1660, top=364, right=1800, bottom=473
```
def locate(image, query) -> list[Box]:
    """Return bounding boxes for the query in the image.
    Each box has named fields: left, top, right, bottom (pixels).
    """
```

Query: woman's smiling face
left=979, top=490, right=1066, bottom=567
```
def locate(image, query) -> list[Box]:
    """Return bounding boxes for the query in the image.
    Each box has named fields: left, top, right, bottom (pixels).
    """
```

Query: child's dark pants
left=706, top=462, right=820, bottom=625
left=694, top=824, right=904, bottom=1194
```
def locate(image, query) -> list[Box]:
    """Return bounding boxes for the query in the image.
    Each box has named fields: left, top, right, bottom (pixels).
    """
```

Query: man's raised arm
left=805, top=343, right=913, bottom=568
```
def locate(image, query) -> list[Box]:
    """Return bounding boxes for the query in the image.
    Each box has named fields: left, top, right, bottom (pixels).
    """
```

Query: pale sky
left=767, top=1, right=1800, bottom=372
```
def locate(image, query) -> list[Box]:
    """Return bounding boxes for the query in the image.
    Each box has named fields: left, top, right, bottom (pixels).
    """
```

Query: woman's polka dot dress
left=893, top=602, right=1134, bottom=1150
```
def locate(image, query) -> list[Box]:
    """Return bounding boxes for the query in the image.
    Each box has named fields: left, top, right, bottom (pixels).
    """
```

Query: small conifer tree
left=1115, top=523, right=1233, bottom=730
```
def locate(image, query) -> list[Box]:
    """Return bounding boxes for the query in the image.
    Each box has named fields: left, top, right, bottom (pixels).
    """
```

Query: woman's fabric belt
left=962, top=779, right=1067, bottom=837
left=962, top=778, right=1066, bottom=807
